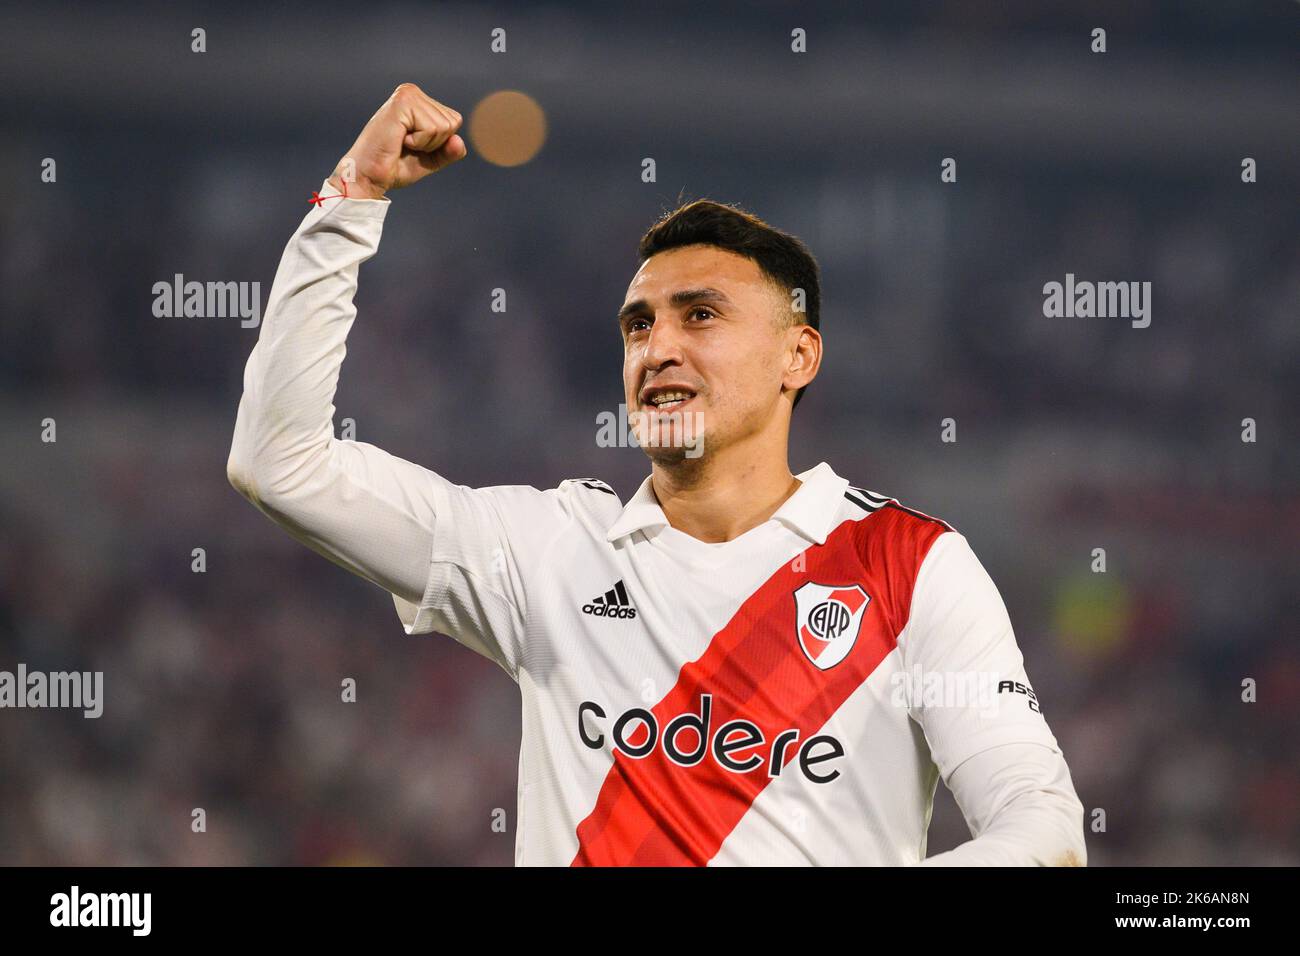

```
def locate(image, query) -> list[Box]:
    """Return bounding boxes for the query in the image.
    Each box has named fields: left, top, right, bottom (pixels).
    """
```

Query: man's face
left=618, top=244, right=796, bottom=463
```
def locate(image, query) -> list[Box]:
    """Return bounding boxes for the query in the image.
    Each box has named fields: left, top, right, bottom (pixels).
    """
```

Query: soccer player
left=228, top=83, right=1086, bottom=866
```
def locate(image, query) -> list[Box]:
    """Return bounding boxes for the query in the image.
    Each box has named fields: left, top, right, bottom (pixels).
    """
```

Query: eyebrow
left=617, top=287, right=733, bottom=325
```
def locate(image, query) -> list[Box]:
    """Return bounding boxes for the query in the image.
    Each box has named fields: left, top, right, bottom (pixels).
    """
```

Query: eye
left=689, top=307, right=715, bottom=321
left=627, top=317, right=650, bottom=333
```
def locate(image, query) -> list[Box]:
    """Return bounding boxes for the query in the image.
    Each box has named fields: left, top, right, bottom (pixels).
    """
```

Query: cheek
left=729, top=348, right=781, bottom=398
left=716, top=353, right=780, bottom=417
left=621, top=349, right=638, bottom=391
left=766, top=341, right=792, bottom=390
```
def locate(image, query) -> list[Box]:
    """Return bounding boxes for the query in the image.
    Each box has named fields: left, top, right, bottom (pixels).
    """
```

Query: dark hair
left=637, top=198, right=821, bottom=409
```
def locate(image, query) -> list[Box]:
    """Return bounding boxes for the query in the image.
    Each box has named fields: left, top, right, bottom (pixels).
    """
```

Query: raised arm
left=226, top=84, right=468, bottom=606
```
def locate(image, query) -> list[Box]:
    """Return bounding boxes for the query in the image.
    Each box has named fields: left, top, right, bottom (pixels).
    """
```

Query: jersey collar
left=605, top=461, right=849, bottom=546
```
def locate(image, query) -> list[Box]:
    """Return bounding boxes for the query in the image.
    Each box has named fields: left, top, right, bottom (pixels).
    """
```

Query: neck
left=649, top=430, right=800, bottom=544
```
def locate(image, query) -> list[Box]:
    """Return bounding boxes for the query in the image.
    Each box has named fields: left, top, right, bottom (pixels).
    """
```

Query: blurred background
left=0, top=1, right=1296, bottom=865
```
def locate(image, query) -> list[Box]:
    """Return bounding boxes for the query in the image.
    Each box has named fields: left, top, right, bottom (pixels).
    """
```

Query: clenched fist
left=327, top=83, right=467, bottom=199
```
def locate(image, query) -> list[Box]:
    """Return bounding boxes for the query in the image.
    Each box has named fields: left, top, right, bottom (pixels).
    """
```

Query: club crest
left=794, top=582, right=871, bottom=670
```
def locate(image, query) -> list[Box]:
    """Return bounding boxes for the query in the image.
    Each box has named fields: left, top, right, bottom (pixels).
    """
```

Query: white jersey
left=228, top=184, right=1087, bottom=867
left=395, top=466, right=1071, bottom=866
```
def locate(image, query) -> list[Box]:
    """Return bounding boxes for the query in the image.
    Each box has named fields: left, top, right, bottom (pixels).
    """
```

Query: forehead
left=624, top=244, right=771, bottom=302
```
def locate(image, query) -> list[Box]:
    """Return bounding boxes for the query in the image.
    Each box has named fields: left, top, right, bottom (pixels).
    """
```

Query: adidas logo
left=582, top=580, right=638, bottom=620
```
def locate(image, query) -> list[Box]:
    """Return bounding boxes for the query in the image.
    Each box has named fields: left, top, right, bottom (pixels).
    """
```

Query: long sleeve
left=918, top=741, right=1087, bottom=866
left=898, top=531, right=1087, bottom=865
left=226, top=180, right=438, bottom=607
left=227, top=181, right=563, bottom=679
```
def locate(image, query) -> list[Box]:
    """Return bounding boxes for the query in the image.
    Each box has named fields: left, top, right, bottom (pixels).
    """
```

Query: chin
left=642, top=443, right=705, bottom=467
left=639, top=427, right=709, bottom=464
left=631, top=408, right=709, bottom=463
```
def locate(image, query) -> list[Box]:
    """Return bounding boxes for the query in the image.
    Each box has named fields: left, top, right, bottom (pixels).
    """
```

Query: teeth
left=650, top=391, right=692, bottom=406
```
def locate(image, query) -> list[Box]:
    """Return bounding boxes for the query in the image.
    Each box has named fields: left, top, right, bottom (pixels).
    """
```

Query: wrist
left=327, top=168, right=387, bottom=201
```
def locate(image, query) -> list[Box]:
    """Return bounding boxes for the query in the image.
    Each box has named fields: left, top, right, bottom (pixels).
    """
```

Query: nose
left=640, top=314, right=684, bottom=374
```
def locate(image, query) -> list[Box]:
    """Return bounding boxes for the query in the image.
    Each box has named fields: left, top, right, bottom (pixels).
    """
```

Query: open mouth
left=641, top=389, right=697, bottom=412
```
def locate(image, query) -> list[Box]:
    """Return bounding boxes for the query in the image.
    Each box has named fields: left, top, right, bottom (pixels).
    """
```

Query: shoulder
left=558, top=476, right=619, bottom=499
left=842, top=483, right=953, bottom=528
left=551, top=475, right=625, bottom=523
left=834, top=486, right=1006, bottom=640
left=841, top=482, right=956, bottom=540
left=837, top=483, right=960, bottom=581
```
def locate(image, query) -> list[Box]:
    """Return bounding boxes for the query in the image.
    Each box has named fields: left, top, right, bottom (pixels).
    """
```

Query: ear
left=783, top=323, right=822, bottom=393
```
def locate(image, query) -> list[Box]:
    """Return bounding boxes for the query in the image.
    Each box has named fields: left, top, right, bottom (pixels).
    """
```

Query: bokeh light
left=468, top=90, right=547, bottom=167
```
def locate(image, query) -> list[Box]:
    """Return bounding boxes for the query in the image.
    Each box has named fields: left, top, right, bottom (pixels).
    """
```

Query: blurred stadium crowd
left=0, top=2, right=1295, bottom=865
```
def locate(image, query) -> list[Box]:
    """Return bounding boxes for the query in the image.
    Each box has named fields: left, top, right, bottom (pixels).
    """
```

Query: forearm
left=226, top=185, right=388, bottom=501
left=920, top=743, right=1087, bottom=867
left=226, top=186, right=444, bottom=605
left=229, top=77, right=464, bottom=502
left=920, top=794, right=1086, bottom=866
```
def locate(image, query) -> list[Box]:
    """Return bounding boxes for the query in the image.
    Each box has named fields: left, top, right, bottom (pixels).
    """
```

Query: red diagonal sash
left=572, top=506, right=946, bottom=865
